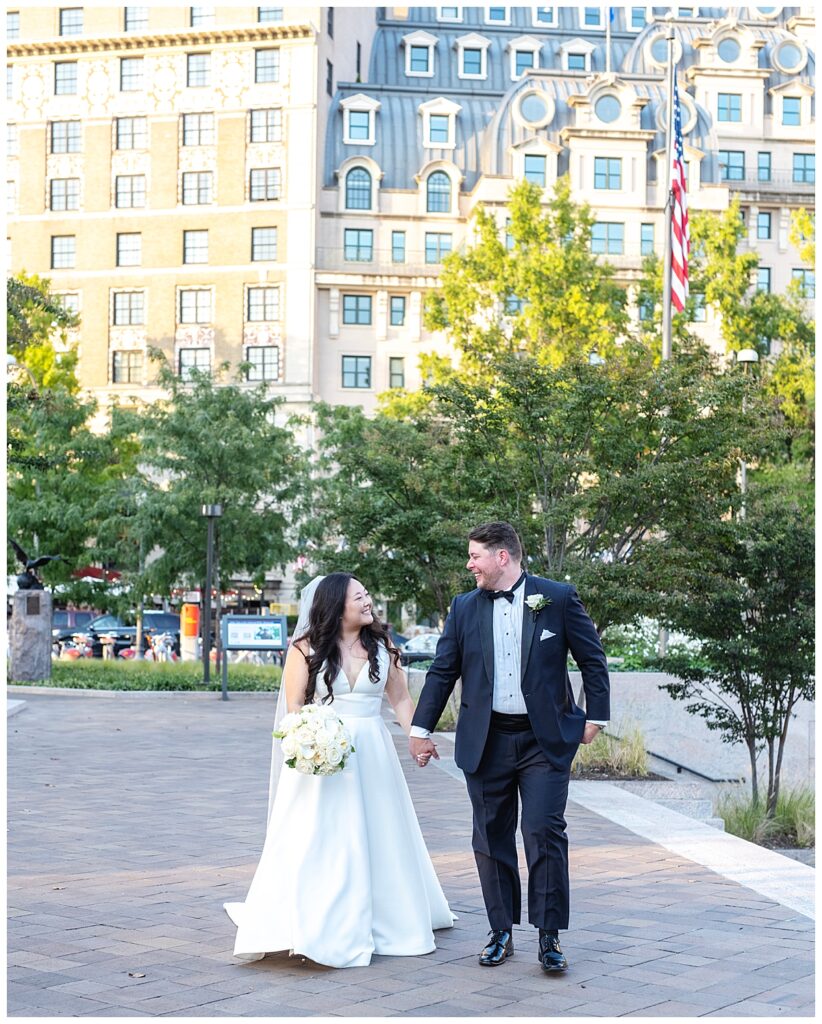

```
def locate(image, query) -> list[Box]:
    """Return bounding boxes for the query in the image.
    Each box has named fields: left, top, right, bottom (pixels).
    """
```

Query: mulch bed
left=571, top=767, right=669, bottom=781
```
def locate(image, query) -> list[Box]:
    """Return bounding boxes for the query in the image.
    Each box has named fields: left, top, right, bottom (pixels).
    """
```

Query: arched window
left=426, top=170, right=451, bottom=213
left=345, top=167, right=372, bottom=210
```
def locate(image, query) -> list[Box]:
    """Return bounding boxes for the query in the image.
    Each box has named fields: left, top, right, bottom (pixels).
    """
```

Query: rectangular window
left=639, top=300, right=653, bottom=322
left=717, top=93, right=741, bottom=122
left=326, top=59, right=333, bottom=96
left=54, top=292, right=80, bottom=316
left=630, top=7, right=646, bottom=29
left=182, top=112, right=214, bottom=146
left=782, top=96, right=801, bottom=126
left=7, top=122, right=18, bottom=156
left=255, top=49, right=280, bottom=83
left=179, top=289, right=212, bottom=323
left=115, top=175, right=146, bottom=209
left=689, top=293, right=706, bottom=322
left=190, top=6, right=214, bottom=27
left=115, top=116, right=147, bottom=150
left=179, top=348, right=211, bottom=381
left=428, top=114, right=450, bottom=144
left=515, top=50, right=534, bottom=76
left=357, top=42, right=362, bottom=78
left=425, top=232, right=452, bottom=263
left=793, top=153, right=814, bottom=183
left=6, top=179, right=15, bottom=215
left=487, top=6, right=507, bottom=20
left=344, top=228, right=373, bottom=262
left=342, top=295, right=372, bottom=325
left=7, top=11, right=20, bottom=38
left=327, top=6, right=334, bottom=37
left=756, top=267, right=771, bottom=293
left=258, top=7, right=283, bottom=22
left=245, top=346, right=279, bottom=381
left=791, top=269, right=815, bottom=298
left=505, top=217, right=514, bottom=251
left=534, top=8, right=555, bottom=25
left=392, top=231, right=406, bottom=263
left=124, top=7, right=148, bottom=31
left=186, top=53, right=210, bottom=87
left=439, top=6, right=460, bottom=19
left=183, top=229, right=208, bottom=264
left=113, top=291, right=145, bottom=326
left=757, top=151, right=771, bottom=182
left=51, top=235, right=76, bottom=269
left=594, top=156, right=621, bottom=190
left=591, top=222, right=624, bottom=255
left=250, top=108, right=282, bottom=142
left=54, top=62, right=78, bottom=95
left=347, top=110, right=371, bottom=141
left=7, top=65, right=12, bottom=100
left=389, top=356, right=405, bottom=388
left=181, top=171, right=212, bottom=205
left=410, top=46, right=430, bottom=73
left=50, top=178, right=80, bottom=211
left=249, top=167, right=281, bottom=201
left=116, top=233, right=141, bottom=267
left=390, top=296, right=406, bottom=326
left=341, top=355, right=371, bottom=388
left=641, top=223, right=654, bottom=256
left=59, top=8, right=83, bottom=35
left=584, top=7, right=602, bottom=25
left=757, top=212, right=772, bottom=240
left=567, top=53, right=586, bottom=71
left=51, top=120, right=81, bottom=153
left=251, top=227, right=278, bottom=261
left=524, top=154, right=546, bottom=186
left=247, top=286, right=280, bottom=321
left=462, top=48, right=482, bottom=76
left=112, top=351, right=143, bottom=384
left=120, top=57, right=143, bottom=92
left=718, top=150, right=745, bottom=181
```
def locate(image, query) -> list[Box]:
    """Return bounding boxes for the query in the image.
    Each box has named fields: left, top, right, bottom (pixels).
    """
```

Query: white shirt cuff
left=409, top=725, right=431, bottom=739
left=587, top=720, right=608, bottom=727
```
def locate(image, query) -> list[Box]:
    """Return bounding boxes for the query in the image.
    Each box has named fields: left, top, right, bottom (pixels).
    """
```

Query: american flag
left=670, top=79, right=690, bottom=312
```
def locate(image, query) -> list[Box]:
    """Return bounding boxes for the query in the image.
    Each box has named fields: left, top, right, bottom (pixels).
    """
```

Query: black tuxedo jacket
left=411, top=575, right=610, bottom=773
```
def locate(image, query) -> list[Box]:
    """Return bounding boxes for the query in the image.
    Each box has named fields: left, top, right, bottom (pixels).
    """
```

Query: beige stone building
left=6, top=4, right=376, bottom=420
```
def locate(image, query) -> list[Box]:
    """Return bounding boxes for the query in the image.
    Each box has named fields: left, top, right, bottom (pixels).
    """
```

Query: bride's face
left=342, top=579, right=374, bottom=631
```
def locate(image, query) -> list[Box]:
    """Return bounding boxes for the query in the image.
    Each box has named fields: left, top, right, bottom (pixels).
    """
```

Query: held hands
left=409, top=736, right=439, bottom=767
left=581, top=723, right=603, bottom=745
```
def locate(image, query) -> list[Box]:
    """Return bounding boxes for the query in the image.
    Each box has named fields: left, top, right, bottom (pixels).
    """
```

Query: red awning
left=71, top=566, right=122, bottom=582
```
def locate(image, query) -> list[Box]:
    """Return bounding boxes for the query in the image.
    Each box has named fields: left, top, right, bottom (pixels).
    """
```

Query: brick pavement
left=7, top=692, right=815, bottom=1017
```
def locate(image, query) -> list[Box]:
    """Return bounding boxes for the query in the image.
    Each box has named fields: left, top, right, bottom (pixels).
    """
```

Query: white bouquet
left=274, top=704, right=355, bottom=776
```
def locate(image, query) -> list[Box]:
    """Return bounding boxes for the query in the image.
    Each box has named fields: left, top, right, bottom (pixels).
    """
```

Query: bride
left=224, top=573, right=455, bottom=968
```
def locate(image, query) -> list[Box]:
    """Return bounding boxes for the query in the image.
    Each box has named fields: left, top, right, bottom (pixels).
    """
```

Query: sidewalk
left=8, top=692, right=814, bottom=1018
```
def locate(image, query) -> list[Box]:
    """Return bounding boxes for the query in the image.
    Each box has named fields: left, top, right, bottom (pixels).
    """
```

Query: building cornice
left=685, top=66, right=772, bottom=83
left=7, top=24, right=313, bottom=58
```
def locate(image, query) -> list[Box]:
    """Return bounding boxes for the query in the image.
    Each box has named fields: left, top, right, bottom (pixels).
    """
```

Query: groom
left=410, top=522, right=610, bottom=972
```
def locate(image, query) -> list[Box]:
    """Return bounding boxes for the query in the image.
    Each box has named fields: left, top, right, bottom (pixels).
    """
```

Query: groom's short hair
left=468, top=521, right=523, bottom=563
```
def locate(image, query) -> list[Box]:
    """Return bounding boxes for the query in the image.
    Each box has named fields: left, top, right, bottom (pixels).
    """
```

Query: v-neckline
left=341, top=656, right=368, bottom=693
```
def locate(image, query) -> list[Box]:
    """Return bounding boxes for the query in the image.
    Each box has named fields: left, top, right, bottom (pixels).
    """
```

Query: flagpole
left=606, top=7, right=612, bottom=74
left=661, top=22, right=676, bottom=362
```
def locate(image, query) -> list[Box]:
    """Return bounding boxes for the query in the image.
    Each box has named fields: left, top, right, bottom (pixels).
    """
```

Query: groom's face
left=467, top=542, right=506, bottom=591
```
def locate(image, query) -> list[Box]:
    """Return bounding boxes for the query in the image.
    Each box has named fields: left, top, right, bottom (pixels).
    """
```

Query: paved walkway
left=7, top=692, right=815, bottom=1017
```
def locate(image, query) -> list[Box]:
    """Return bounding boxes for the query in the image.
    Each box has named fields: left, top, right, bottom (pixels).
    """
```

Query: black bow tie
left=485, top=573, right=526, bottom=603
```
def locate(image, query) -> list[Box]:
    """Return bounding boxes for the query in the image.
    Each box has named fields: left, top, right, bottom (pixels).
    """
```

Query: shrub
left=572, top=721, right=649, bottom=777
left=29, top=660, right=281, bottom=692
left=717, top=785, right=815, bottom=848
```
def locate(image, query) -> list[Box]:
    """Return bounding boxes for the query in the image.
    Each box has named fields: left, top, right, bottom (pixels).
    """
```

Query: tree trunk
left=765, top=735, right=777, bottom=818
left=746, top=737, right=759, bottom=805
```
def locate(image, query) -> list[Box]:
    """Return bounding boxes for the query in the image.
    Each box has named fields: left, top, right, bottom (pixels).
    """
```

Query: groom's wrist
left=409, top=725, right=432, bottom=739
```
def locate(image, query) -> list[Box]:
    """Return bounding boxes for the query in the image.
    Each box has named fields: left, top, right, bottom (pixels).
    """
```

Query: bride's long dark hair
left=295, top=573, right=401, bottom=704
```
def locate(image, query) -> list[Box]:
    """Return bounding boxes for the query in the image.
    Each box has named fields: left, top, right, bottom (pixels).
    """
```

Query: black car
left=52, top=609, right=94, bottom=640
left=54, top=611, right=181, bottom=658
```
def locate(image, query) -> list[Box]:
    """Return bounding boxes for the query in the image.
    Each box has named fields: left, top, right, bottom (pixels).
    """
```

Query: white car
left=399, top=633, right=441, bottom=666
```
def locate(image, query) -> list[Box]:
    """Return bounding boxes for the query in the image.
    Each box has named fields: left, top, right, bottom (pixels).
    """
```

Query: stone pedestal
left=9, top=590, right=52, bottom=682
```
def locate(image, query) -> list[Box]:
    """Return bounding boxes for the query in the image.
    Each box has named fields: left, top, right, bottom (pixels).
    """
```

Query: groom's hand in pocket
left=409, top=736, right=439, bottom=765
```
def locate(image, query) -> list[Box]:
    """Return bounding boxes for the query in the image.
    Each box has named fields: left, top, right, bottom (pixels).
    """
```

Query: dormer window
left=560, top=38, right=595, bottom=72
left=524, top=154, right=546, bottom=186
left=455, top=33, right=491, bottom=80
left=403, top=31, right=437, bottom=78
left=782, top=96, right=801, bottom=126
left=582, top=7, right=602, bottom=27
left=341, top=94, right=380, bottom=146
left=437, top=6, right=461, bottom=21
left=568, top=53, right=586, bottom=70
left=533, top=7, right=556, bottom=26
left=429, top=115, right=450, bottom=145
left=508, top=36, right=541, bottom=80
left=629, top=7, right=649, bottom=30
left=463, top=48, right=482, bottom=75
left=486, top=6, right=509, bottom=24
left=419, top=97, right=461, bottom=150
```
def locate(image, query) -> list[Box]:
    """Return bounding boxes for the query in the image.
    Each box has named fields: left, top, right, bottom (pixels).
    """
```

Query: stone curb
left=7, top=685, right=275, bottom=698
left=7, top=699, right=27, bottom=717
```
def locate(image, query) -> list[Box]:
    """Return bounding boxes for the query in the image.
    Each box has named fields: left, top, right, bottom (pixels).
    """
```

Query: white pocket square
left=540, top=629, right=556, bottom=641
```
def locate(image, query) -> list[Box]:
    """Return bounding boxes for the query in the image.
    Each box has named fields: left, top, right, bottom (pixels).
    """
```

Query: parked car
left=52, top=609, right=94, bottom=640
left=54, top=611, right=181, bottom=658
left=399, top=633, right=441, bottom=666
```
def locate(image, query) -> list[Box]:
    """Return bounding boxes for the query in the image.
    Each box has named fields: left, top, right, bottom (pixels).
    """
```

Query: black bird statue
left=10, top=540, right=63, bottom=591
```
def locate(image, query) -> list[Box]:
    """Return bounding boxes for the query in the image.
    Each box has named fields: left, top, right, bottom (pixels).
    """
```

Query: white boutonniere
left=524, top=594, right=552, bottom=616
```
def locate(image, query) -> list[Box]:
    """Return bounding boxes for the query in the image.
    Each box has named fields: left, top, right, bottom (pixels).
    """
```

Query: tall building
left=317, top=5, right=815, bottom=410
left=6, top=4, right=377, bottom=419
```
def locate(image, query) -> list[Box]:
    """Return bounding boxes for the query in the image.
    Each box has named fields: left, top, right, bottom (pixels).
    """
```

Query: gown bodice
left=316, top=643, right=389, bottom=717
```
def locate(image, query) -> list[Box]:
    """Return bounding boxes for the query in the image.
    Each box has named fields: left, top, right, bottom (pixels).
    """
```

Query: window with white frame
left=113, top=291, right=145, bottom=326
left=341, top=95, right=379, bottom=145
left=782, top=96, right=801, bottom=126
left=718, top=93, right=742, bottom=122
left=255, top=49, right=280, bottom=83
left=486, top=6, right=509, bottom=24
left=524, top=154, right=546, bottom=186
left=420, top=98, right=460, bottom=150
left=116, top=116, right=147, bottom=150
left=426, top=170, right=452, bottom=213
left=428, top=114, right=451, bottom=146
left=54, top=61, right=78, bottom=94
left=403, top=32, right=437, bottom=78
left=7, top=10, right=19, bottom=38
left=456, top=33, right=490, bottom=80
left=51, top=120, right=81, bottom=152
left=251, top=227, right=278, bottom=261
left=59, top=8, right=83, bottom=35
left=250, top=108, right=282, bottom=142
left=51, top=235, right=76, bottom=269
left=124, top=7, right=148, bottom=31
left=54, top=292, right=80, bottom=317
left=510, top=37, right=541, bottom=80
left=591, top=222, right=624, bottom=254
left=190, top=6, right=214, bottom=27
left=115, top=175, right=146, bottom=208
left=112, top=351, right=143, bottom=384
left=179, top=289, right=212, bottom=323
left=182, top=112, right=214, bottom=146
left=247, top=286, right=280, bottom=321
left=182, top=171, right=213, bottom=205
left=347, top=110, right=372, bottom=142
left=345, top=166, right=373, bottom=210
left=629, top=7, right=647, bottom=30
left=425, top=232, right=452, bottom=263
left=258, top=7, right=283, bottom=22
left=245, top=346, right=279, bottom=381
left=594, top=157, right=621, bottom=190
left=437, top=6, right=461, bottom=21
left=186, top=53, right=210, bottom=87
left=533, top=7, right=557, bottom=27
left=179, top=348, right=211, bottom=381
left=582, top=7, right=602, bottom=27
left=50, top=178, right=80, bottom=211
left=249, top=168, right=281, bottom=201
left=119, top=57, right=143, bottom=92
left=183, top=230, right=208, bottom=264
left=116, top=232, right=141, bottom=266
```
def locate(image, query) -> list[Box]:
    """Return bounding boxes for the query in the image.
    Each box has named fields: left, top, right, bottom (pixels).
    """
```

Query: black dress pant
left=464, top=714, right=571, bottom=932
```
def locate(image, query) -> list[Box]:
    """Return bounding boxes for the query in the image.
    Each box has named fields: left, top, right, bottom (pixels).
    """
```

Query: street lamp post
left=201, top=504, right=223, bottom=688
left=737, top=348, right=759, bottom=518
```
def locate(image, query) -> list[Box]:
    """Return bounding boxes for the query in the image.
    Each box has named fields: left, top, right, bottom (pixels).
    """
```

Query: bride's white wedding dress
left=224, top=643, right=454, bottom=968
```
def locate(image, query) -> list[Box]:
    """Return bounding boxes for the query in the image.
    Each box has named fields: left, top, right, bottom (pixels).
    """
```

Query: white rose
left=326, top=746, right=343, bottom=766
left=298, top=742, right=315, bottom=759
left=280, top=712, right=299, bottom=731
left=281, top=735, right=297, bottom=757
left=295, top=725, right=314, bottom=745
left=295, top=757, right=314, bottom=775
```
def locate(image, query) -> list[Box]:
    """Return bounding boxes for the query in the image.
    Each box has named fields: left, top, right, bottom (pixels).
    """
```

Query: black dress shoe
left=479, top=929, right=514, bottom=966
left=539, top=930, right=568, bottom=972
